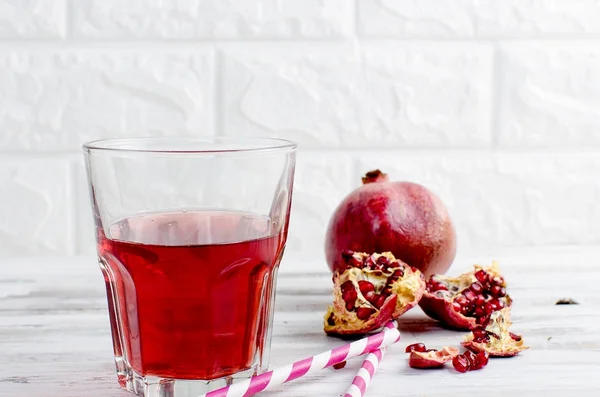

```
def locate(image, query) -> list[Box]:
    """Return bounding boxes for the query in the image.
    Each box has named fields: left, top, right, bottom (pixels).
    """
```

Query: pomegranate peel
left=408, top=346, right=459, bottom=369
left=419, top=262, right=512, bottom=330
left=324, top=251, right=425, bottom=336
left=462, top=308, right=528, bottom=357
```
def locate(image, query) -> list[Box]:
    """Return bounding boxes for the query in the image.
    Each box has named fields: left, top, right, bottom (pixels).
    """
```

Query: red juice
left=97, top=210, right=286, bottom=380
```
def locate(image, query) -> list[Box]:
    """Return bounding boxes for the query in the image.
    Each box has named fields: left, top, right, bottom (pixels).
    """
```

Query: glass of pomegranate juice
left=83, top=137, right=296, bottom=397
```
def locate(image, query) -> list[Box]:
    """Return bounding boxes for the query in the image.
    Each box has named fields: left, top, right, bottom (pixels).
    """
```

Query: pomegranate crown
left=361, top=169, right=389, bottom=184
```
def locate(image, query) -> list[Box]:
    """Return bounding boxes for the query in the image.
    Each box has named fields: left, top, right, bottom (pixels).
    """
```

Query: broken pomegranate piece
left=419, top=262, right=512, bottom=330
left=324, top=251, right=425, bottom=336
left=452, top=350, right=489, bottom=372
left=408, top=346, right=459, bottom=369
left=462, top=307, right=529, bottom=357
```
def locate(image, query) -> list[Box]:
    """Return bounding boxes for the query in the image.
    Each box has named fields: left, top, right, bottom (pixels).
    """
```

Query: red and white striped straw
left=200, top=321, right=400, bottom=397
left=344, top=348, right=386, bottom=397
left=343, top=322, right=396, bottom=397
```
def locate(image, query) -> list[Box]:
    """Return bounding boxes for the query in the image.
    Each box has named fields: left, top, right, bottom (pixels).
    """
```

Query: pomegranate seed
left=349, top=256, right=363, bottom=268
left=341, top=280, right=354, bottom=291
left=435, top=284, right=448, bottom=291
left=392, top=268, right=405, bottom=279
left=373, top=294, right=387, bottom=309
left=460, top=305, right=471, bottom=316
left=358, top=280, right=375, bottom=294
left=333, top=361, right=346, bottom=370
left=510, top=332, right=522, bottom=341
left=470, top=282, right=483, bottom=294
left=475, top=351, right=489, bottom=369
left=473, top=329, right=489, bottom=343
left=477, top=315, right=490, bottom=326
left=455, top=295, right=468, bottom=307
left=376, top=256, right=390, bottom=267
left=474, top=295, right=485, bottom=306
left=452, top=301, right=462, bottom=312
left=490, top=285, right=506, bottom=297
left=405, top=343, right=427, bottom=353
left=452, top=355, right=470, bottom=373
left=474, top=306, right=486, bottom=318
left=341, top=288, right=357, bottom=306
left=463, top=290, right=476, bottom=302
left=484, top=302, right=495, bottom=315
left=345, top=300, right=355, bottom=311
left=491, top=275, right=504, bottom=286
left=475, top=270, right=488, bottom=284
left=464, top=350, right=479, bottom=369
left=489, top=298, right=502, bottom=309
left=363, top=291, right=375, bottom=303
left=355, top=307, right=375, bottom=320
left=388, top=260, right=401, bottom=269
left=364, top=256, right=376, bottom=268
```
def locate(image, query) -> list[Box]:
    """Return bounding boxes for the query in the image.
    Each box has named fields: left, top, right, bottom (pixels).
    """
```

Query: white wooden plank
left=1, top=251, right=599, bottom=396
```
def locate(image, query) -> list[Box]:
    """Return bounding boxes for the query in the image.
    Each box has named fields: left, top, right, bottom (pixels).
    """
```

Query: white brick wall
left=1, top=1, right=599, bottom=272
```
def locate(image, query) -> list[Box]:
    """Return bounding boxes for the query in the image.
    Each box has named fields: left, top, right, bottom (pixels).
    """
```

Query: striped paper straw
left=344, top=348, right=386, bottom=397
left=200, top=321, right=400, bottom=397
left=343, top=322, right=396, bottom=397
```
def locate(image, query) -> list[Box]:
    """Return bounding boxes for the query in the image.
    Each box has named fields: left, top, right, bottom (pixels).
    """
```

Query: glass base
left=117, top=359, right=259, bottom=397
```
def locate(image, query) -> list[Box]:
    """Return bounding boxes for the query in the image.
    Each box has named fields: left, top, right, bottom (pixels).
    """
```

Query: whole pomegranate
left=325, top=170, right=457, bottom=277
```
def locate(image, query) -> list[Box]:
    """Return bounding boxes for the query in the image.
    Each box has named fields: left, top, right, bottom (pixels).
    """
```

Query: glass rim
left=82, top=137, right=297, bottom=154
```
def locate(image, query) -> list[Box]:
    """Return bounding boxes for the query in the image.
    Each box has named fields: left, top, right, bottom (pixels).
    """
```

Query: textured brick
left=221, top=43, right=492, bottom=148
left=72, top=0, right=352, bottom=39
left=498, top=44, right=600, bottom=147
left=358, top=0, right=600, bottom=38
left=0, top=50, right=214, bottom=151
left=357, top=152, right=600, bottom=250
left=0, top=158, right=70, bottom=256
left=284, top=152, right=353, bottom=261
left=0, top=0, right=65, bottom=38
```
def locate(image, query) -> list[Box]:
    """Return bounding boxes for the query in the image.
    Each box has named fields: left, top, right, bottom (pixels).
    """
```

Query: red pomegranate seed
left=510, top=332, right=522, bottom=342
left=475, top=270, right=488, bottom=284
left=491, top=275, right=504, bottom=286
left=341, top=287, right=357, bottom=306
left=463, top=290, right=476, bottom=302
left=452, top=355, right=470, bottom=373
left=474, top=295, right=485, bottom=306
left=489, top=298, right=503, bottom=309
left=464, top=350, right=479, bottom=369
left=376, top=256, right=390, bottom=267
left=455, top=295, right=468, bottom=306
left=388, top=260, right=401, bottom=269
left=490, top=285, right=506, bottom=297
left=358, top=280, right=375, bottom=294
left=475, top=351, right=489, bottom=369
left=452, top=301, right=462, bottom=312
left=333, top=361, right=347, bottom=370
left=363, top=291, right=375, bottom=303
left=345, top=300, right=355, bottom=311
left=392, top=268, right=405, bottom=279
left=355, top=307, right=375, bottom=320
left=484, top=302, right=496, bottom=315
left=405, top=343, right=427, bottom=353
left=470, top=282, right=483, bottom=294
left=364, top=256, right=376, bottom=268
left=474, top=306, right=486, bottom=318
left=349, top=256, right=363, bottom=268
left=373, top=294, right=386, bottom=309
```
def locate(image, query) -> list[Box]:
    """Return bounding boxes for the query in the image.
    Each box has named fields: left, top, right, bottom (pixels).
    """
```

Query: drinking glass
left=83, top=137, right=296, bottom=397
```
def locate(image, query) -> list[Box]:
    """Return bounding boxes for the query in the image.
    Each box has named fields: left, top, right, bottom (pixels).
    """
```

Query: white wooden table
left=2, top=248, right=600, bottom=396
